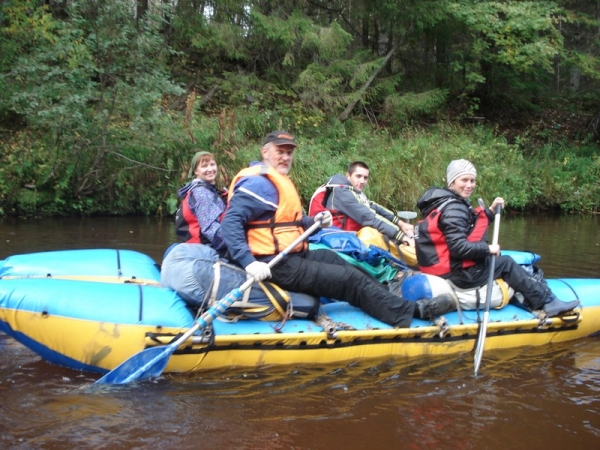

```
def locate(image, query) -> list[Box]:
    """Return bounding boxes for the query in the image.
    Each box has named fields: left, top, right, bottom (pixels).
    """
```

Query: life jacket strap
left=246, top=220, right=304, bottom=229
left=211, top=261, right=251, bottom=306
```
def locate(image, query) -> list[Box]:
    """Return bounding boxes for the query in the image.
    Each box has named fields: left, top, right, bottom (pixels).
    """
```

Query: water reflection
left=1, top=216, right=174, bottom=264
left=498, top=214, right=600, bottom=278
left=1, top=337, right=600, bottom=449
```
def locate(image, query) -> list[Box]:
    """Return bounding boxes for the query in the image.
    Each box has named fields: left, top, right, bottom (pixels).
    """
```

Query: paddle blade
left=95, top=345, right=174, bottom=384
left=94, top=223, right=321, bottom=385
left=473, top=316, right=488, bottom=376
left=473, top=275, right=494, bottom=375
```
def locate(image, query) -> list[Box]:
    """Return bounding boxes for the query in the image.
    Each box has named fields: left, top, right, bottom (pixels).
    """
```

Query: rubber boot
left=542, top=294, right=580, bottom=317
left=415, top=294, right=456, bottom=320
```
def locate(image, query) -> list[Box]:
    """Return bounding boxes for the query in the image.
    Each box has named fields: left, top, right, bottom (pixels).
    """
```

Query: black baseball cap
left=263, top=130, right=297, bottom=147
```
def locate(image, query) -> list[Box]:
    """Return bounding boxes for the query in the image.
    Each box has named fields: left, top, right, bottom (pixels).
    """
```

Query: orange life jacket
left=228, top=165, right=306, bottom=257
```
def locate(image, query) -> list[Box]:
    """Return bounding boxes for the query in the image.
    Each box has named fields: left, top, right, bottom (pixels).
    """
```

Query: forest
left=1, top=0, right=599, bottom=217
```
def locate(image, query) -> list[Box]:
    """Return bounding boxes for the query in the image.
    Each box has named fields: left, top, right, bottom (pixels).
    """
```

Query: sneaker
left=416, top=294, right=456, bottom=320
left=542, top=295, right=580, bottom=317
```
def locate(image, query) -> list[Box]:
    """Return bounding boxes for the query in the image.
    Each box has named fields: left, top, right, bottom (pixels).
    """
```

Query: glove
left=314, top=211, right=333, bottom=228
left=245, top=261, right=272, bottom=281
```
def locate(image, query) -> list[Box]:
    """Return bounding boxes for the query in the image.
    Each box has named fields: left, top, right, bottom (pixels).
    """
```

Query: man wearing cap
left=414, top=159, right=580, bottom=317
left=175, top=150, right=228, bottom=254
left=221, top=131, right=456, bottom=327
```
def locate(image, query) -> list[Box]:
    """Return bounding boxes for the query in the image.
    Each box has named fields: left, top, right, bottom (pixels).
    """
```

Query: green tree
left=0, top=0, right=184, bottom=215
left=1, top=0, right=598, bottom=216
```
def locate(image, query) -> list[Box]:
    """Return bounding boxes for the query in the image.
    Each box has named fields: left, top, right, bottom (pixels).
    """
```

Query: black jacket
left=416, top=187, right=493, bottom=269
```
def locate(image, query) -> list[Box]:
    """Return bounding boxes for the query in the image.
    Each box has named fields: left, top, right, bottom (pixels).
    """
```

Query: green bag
left=309, top=243, right=398, bottom=283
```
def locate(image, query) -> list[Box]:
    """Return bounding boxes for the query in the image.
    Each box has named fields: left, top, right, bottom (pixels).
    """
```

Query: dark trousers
left=269, top=249, right=415, bottom=327
left=447, top=255, right=550, bottom=310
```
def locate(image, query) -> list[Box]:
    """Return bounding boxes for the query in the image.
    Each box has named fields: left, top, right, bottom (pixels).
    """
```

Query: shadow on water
left=1, top=214, right=600, bottom=449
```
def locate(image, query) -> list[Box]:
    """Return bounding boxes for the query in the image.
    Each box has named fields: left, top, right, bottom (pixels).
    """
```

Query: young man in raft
left=221, top=131, right=456, bottom=327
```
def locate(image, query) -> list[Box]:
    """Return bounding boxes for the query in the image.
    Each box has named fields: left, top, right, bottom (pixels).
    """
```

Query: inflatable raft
left=1, top=248, right=599, bottom=377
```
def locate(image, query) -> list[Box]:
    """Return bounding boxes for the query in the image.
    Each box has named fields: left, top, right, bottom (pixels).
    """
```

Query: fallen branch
left=338, top=46, right=396, bottom=122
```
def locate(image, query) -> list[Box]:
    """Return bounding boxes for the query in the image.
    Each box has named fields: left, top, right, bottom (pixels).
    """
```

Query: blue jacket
left=221, top=162, right=315, bottom=268
left=177, top=180, right=226, bottom=252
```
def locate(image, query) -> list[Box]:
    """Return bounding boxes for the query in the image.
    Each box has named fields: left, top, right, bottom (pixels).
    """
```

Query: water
left=1, top=214, right=600, bottom=449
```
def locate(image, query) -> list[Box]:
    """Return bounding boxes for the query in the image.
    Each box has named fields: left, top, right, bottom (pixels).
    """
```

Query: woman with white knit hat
left=414, top=159, right=579, bottom=317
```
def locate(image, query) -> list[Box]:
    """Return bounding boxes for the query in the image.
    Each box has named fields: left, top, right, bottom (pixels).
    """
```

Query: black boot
left=542, top=295, right=580, bottom=317
left=415, top=294, right=456, bottom=320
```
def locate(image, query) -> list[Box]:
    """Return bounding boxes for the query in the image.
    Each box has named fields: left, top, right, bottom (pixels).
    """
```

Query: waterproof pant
left=446, top=255, right=550, bottom=310
left=268, top=248, right=415, bottom=328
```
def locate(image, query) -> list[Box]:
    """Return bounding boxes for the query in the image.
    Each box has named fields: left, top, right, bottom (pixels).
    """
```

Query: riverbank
left=2, top=120, right=599, bottom=218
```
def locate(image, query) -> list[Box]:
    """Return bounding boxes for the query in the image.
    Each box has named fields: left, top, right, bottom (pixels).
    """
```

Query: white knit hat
left=446, top=159, right=477, bottom=186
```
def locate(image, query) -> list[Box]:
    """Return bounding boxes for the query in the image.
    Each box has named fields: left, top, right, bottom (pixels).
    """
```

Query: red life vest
left=308, top=184, right=362, bottom=231
left=175, top=190, right=202, bottom=243
left=416, top=200, right=489, bottom=276
left=175, top=182, right=226, bottom=244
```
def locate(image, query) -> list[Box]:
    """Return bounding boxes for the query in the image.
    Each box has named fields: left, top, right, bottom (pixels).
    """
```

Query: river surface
left=1, top=214, right=599, bottom=450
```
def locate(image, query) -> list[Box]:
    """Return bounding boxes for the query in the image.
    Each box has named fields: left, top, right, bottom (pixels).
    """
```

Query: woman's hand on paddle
left=489, top=197, right=505, bottom=212
left=489, top=244, right=501, bottom=256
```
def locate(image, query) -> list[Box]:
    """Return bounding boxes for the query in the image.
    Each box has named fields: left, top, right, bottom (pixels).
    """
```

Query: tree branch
left=338, top=46, right=396, bottom=122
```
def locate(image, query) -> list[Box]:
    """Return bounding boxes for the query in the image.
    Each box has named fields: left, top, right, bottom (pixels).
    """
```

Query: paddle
left=95, top=220, right=323, bottom=385
left=473, top=199, right=502, bottom=376
left=396, top=211, right=418, bottom=222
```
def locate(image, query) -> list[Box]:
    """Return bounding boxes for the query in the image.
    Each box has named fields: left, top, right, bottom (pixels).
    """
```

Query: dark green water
left=1, top=215, right=599, bottom=449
